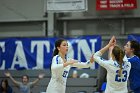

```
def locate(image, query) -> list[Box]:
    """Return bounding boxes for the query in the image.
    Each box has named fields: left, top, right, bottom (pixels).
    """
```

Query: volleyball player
left=94, top=36, right=131, bottom=93
left=46, top=38, right=94, bottom=93
left=124, top=40, right=140, bottom=93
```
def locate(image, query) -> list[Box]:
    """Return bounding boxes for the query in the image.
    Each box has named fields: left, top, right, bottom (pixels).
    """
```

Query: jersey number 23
left=115, top=70, right=127, bottom=82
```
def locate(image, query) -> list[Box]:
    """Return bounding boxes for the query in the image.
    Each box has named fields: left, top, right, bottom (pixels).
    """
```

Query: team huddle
left=1, top=36, right=140, bottom=93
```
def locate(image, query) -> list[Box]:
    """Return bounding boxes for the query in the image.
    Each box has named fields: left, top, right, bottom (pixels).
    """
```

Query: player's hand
left=90, top=54, right=94, bottom=63
left=108, top=36, right=116, bottom=47
left=109, top=45, right=114, bottom=51
left=5, top=72, right=11, bottom=77
left=68, top=59, right=77, bottom=65
left=38, top=73, right=45, bottom=79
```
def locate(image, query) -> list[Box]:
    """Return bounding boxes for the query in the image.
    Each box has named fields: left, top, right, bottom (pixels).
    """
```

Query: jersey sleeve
left=51, top=56, right=64, bottom=71
left=71, top=60, right=92, bottom=68
left=94, top=51, right=111, bottom=69
left=128, top=56, right=140, bottom=70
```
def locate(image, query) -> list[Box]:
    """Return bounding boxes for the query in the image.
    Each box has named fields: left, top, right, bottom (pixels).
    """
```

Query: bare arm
left=71, top=55, right=94, bottom=68
left=5, top=72, right=20, bottom=86
left=108, top=46, right=114, bottom=59
left=93, top=36, right=116, bottom=68
left=108, top=37, right=116, bottom=59
left=31, top=73, right=45, bottom=86
left=100, top=36, right=116, bottom=55
left=71, top=61, right=91, bottom=68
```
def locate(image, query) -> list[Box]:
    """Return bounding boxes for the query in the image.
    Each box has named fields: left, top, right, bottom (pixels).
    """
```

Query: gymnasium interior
left=0, top=0, right=139, bottom=93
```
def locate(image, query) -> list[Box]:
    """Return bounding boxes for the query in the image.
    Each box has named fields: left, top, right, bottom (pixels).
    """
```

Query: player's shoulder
left=123, top=61, right=131, bottom=69
left=53, top=55, right=60, bottom=59
left=128, top=55, right=140, bottom=62
left=52, top=55, right=61, bottom=62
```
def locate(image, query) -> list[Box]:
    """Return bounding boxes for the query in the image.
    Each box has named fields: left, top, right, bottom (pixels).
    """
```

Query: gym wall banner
left=0, top=35, right=101, bottom=70
left=47, top=0, right=88, bottom=12
left=96, top=0, right=137, bottom=10
left=128, top=35, right=140, bottom=42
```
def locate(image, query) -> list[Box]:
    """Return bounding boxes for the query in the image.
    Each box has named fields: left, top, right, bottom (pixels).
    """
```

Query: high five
left=93, top=36, right=131, bottom=93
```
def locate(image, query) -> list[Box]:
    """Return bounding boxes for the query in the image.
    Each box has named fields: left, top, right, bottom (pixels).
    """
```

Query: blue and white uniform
left=94, top=51, right=131, bottom=93
left=46, top=55, right=92, bottom=93
left=126, top=55, right=140, bottom=92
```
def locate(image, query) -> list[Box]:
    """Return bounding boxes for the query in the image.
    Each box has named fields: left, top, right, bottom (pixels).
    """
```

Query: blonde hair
left=112, top=46, right=125, bottom=76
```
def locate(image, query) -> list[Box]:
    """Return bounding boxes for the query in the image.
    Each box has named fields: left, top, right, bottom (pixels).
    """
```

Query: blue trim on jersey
left=65, top=55, right=67, bottom=60
left=114, top=62, right=119, bottom=67
left=100, top=57, right=106, bottom=61
left=56, top=55, right=59, bottom=64
left=128, top=56, right=140, bottom=90
left=114, top=61, right=125, bottom=68
left=87, top=61, right=90, bottom=64
left=65, top=55, right=68, bottom=61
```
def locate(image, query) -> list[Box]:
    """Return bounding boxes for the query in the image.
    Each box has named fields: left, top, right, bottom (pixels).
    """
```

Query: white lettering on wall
left=90, top=39, right=97, bottom=69
left=11, top=41, right=28, bottom=69
left=90, top=39, right=97, bottom=54
left=31, top=41, right=50, bottom=69
left=77, top=39, right=97, bottom=61
left=67, top=41, right=74, bottom=58
left=0, top=42, right=5, bottom=69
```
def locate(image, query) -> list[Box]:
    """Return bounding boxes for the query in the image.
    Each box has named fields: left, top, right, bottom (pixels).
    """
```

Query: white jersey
left=46, top=55, right=92, bottom=93
left=94, top=51, right=131, bottom=93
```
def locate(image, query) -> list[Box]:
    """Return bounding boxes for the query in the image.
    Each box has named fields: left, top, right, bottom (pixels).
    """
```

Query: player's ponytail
left=112, top=46, right=125, bottom=76
left=118, top=50, right=124, bottom=76
left=53, top=48, right=59, bottom=56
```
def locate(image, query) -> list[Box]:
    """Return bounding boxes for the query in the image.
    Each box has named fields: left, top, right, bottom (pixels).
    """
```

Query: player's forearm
left=99, top=44, right=110, bottom=55
left=9, top=76, right=19, bottom=85
left=32, top=78, right=40, bottom=85
left=63, top=62, right=72, bottom=67
left=72, top=61, right=91, bottom=68
left=108, top=48, right=112, bottom=59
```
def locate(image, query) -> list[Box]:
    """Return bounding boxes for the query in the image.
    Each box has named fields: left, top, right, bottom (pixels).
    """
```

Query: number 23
left=115, top=70, right=127, bottom=82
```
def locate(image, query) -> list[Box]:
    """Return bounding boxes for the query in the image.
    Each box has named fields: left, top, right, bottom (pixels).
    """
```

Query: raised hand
left=108, top=36, right=116, bottom=47
left=4, top=72, right=11, bottom=77
left=38, top=73, right=45, bottom=79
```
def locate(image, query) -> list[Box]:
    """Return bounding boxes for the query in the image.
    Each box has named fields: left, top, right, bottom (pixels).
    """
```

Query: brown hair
left=0, top=79, right=9, bottom=92
left=22, top=75, right=29, bottom=82
left=112, top=46, right=125, bottom=76
left=53, top=38, right=66, bottom=56
left=130, top=40, right=140, bottom=58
